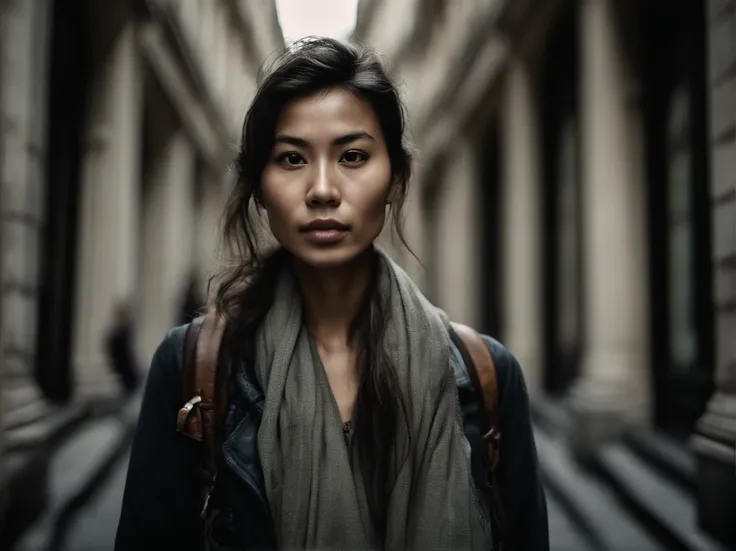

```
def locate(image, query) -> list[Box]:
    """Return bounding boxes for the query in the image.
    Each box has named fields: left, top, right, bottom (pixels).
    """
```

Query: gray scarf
left=253, top=249, right=492, bottom=550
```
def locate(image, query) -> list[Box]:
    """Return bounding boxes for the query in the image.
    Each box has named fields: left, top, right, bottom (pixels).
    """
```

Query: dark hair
left=212, top=37, right=412, bottom=536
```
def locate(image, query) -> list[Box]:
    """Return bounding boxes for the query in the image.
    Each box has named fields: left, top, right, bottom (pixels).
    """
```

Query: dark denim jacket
left=115, top=324, right=549, bottom=551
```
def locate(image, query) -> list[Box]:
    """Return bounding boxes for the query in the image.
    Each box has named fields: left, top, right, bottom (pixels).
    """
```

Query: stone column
left=179, top=0, right=200, bottom=41
left=569, top=0, right=650, bottom=457
left=73, top=20, right=142, bottom=399
left=195, top=169, right=225, bottom=302
left=690, top=1, right=736, bottom=546
left=138, top=131, right=196, bottom=364
left=0, top=0, right=52, bottom=418
left=499, top=58, right=544, bottom=396
left=198, top=0, right=216, bottom=72
left=434, top=139, right=482, bottom=328
left=400, top=180, right=429, bottom=292
left=212, top=5, right=229, bottom=106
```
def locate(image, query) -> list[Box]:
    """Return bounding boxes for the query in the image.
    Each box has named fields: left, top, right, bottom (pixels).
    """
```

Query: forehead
left=274, top=87, right=383, bottom=140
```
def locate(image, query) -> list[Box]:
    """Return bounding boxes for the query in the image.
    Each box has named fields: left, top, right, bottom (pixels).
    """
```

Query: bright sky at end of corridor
left=275, top=0, right=359, bottom=43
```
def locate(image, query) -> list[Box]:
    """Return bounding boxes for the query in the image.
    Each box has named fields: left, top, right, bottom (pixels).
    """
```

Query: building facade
left=356, top=0, right=735, bottom=546
left=0, top=0, right=283, bottom=543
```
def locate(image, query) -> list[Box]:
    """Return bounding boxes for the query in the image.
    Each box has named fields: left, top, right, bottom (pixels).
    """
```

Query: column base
left=567, top=396, right=628, bottom=463
left=567, top=375, right=648, bottom=463
left=2, top=383, right=45, bottom=426
left=690, top=392, right=736, bottom=547
left=566, top=344, right=651, bottom=462
left=76, top=377, right=122, bottom=402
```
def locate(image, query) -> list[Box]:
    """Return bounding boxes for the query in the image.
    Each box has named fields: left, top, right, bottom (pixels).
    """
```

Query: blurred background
left=0, top=0, right=734, bottom=550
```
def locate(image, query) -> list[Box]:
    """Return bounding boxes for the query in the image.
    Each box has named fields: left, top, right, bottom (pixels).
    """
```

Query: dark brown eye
left=341, top=150, right=368, bottom=164
left=277, top=152, right=305, bottom=166
left=284, top=153, right=304, bottom=165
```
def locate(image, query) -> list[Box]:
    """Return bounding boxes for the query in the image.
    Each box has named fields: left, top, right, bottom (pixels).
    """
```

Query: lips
left=300, top=218, right=350, bottom=232
left=300, top=218, right=350, bottom=245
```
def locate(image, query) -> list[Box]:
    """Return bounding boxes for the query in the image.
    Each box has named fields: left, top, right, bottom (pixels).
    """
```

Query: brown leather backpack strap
left=178, top=316, right=205, bottom=440
left=450, top=321, right=507, bottom=548
left=176, top=310, right=229, bottom=518
left=450, top=322, right=501, bottom=465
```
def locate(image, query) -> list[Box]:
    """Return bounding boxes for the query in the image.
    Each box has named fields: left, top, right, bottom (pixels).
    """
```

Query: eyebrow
left=273, top=131, right=376, bottom=148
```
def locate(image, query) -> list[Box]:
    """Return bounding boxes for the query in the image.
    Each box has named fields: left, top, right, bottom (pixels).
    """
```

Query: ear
left=386, top=176, right=401, bottom=204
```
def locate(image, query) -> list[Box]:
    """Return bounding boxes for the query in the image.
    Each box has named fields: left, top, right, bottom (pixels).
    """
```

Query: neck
left=292, top=248, right=376, bottom=351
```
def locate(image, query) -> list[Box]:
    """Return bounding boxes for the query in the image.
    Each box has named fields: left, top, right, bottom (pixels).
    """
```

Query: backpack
left=176, top=311, right=507, bottom=547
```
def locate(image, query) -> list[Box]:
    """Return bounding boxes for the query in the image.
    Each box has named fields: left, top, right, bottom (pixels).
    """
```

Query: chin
left=292, top=243, right=373, bottom=270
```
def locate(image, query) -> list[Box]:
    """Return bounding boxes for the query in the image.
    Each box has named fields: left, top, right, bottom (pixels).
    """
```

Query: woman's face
left=260, top=86, right=395, bottom=269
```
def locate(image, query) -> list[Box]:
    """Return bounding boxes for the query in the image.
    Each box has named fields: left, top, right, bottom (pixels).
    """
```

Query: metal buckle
left=482, top=426, right=501, bottom=443
left=201, top=474, right=218, bottom=519
left=177, top=395, right=203, bottom=432
left=201, top=490, right=213, bottom=519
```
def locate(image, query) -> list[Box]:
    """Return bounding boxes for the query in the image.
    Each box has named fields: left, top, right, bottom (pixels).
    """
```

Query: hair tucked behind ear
left=210, top=37, right=414, bottom=539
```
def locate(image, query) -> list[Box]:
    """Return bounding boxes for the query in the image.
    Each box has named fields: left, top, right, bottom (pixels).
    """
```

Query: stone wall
left=690, top=0, right=736, bottom=545
left=0, top=0, right=284, bottom=541
left=0, top=0, right=51, bottom=422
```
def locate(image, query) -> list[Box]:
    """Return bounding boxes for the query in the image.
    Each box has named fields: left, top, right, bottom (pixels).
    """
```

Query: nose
left=305, top=161, right=341, bottom=207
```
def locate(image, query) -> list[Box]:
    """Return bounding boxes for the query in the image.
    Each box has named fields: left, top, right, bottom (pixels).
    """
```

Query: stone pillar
left=499, top=58, right=543, bottom=396
left=198, top=0, right=216, bottom=71
left=434, top=139, right=482, bottom=328
left=400, top=180, right=429, bottom=292
left=73, top=20, right=142, bottom=399
left=195, top=169, right=225, bottom=302
left=225, top=36, right=241, bottom=131
left=690, top=0, right=736, bottom=546
left=212, top=5, right=229, bottom=106
left=138, top=131, right=196, bottom=364
left=180, top=0, right=200, bottom=40
left=0, top=0, right=52, bottom=418
left=569, top=0, right=650, bottom=457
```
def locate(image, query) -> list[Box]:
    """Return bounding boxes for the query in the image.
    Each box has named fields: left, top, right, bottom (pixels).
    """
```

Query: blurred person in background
left=104, top=299, right=140, bottom=397
left=115, top=37, right=548, bottom=551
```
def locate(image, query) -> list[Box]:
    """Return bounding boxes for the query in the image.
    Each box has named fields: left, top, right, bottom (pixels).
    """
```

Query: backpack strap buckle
left=482, top=425, right=502, bottom=472
left=482, top=425, right=501, bottom=443
left=201, top=483, right=215, bottom=519
left=177, top=394, right=203, bottom=437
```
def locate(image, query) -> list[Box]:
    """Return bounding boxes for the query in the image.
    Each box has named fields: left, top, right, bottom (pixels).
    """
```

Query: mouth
left=300, top=219, right=350, bottom=245
left=300, top=218, right=350, bottom=232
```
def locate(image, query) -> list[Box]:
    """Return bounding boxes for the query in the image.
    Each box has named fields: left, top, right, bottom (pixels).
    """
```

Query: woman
left=115, top=37, right=548, bottom=551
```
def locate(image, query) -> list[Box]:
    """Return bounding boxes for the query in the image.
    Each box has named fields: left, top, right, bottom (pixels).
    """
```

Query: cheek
left=361, top=192, right=389, bottom=221
left=367, top=162, right=393, bottom=207
left=354, top=170, right=392, bottom=230
left=260, top=173, right=295, bottom=232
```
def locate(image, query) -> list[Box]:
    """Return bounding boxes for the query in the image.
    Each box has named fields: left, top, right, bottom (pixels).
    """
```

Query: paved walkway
left=547, top=493, right=593, bottom=550
left=13, top=391, right=595, bottom=550
left=63, top=449, right=131, bottom=551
